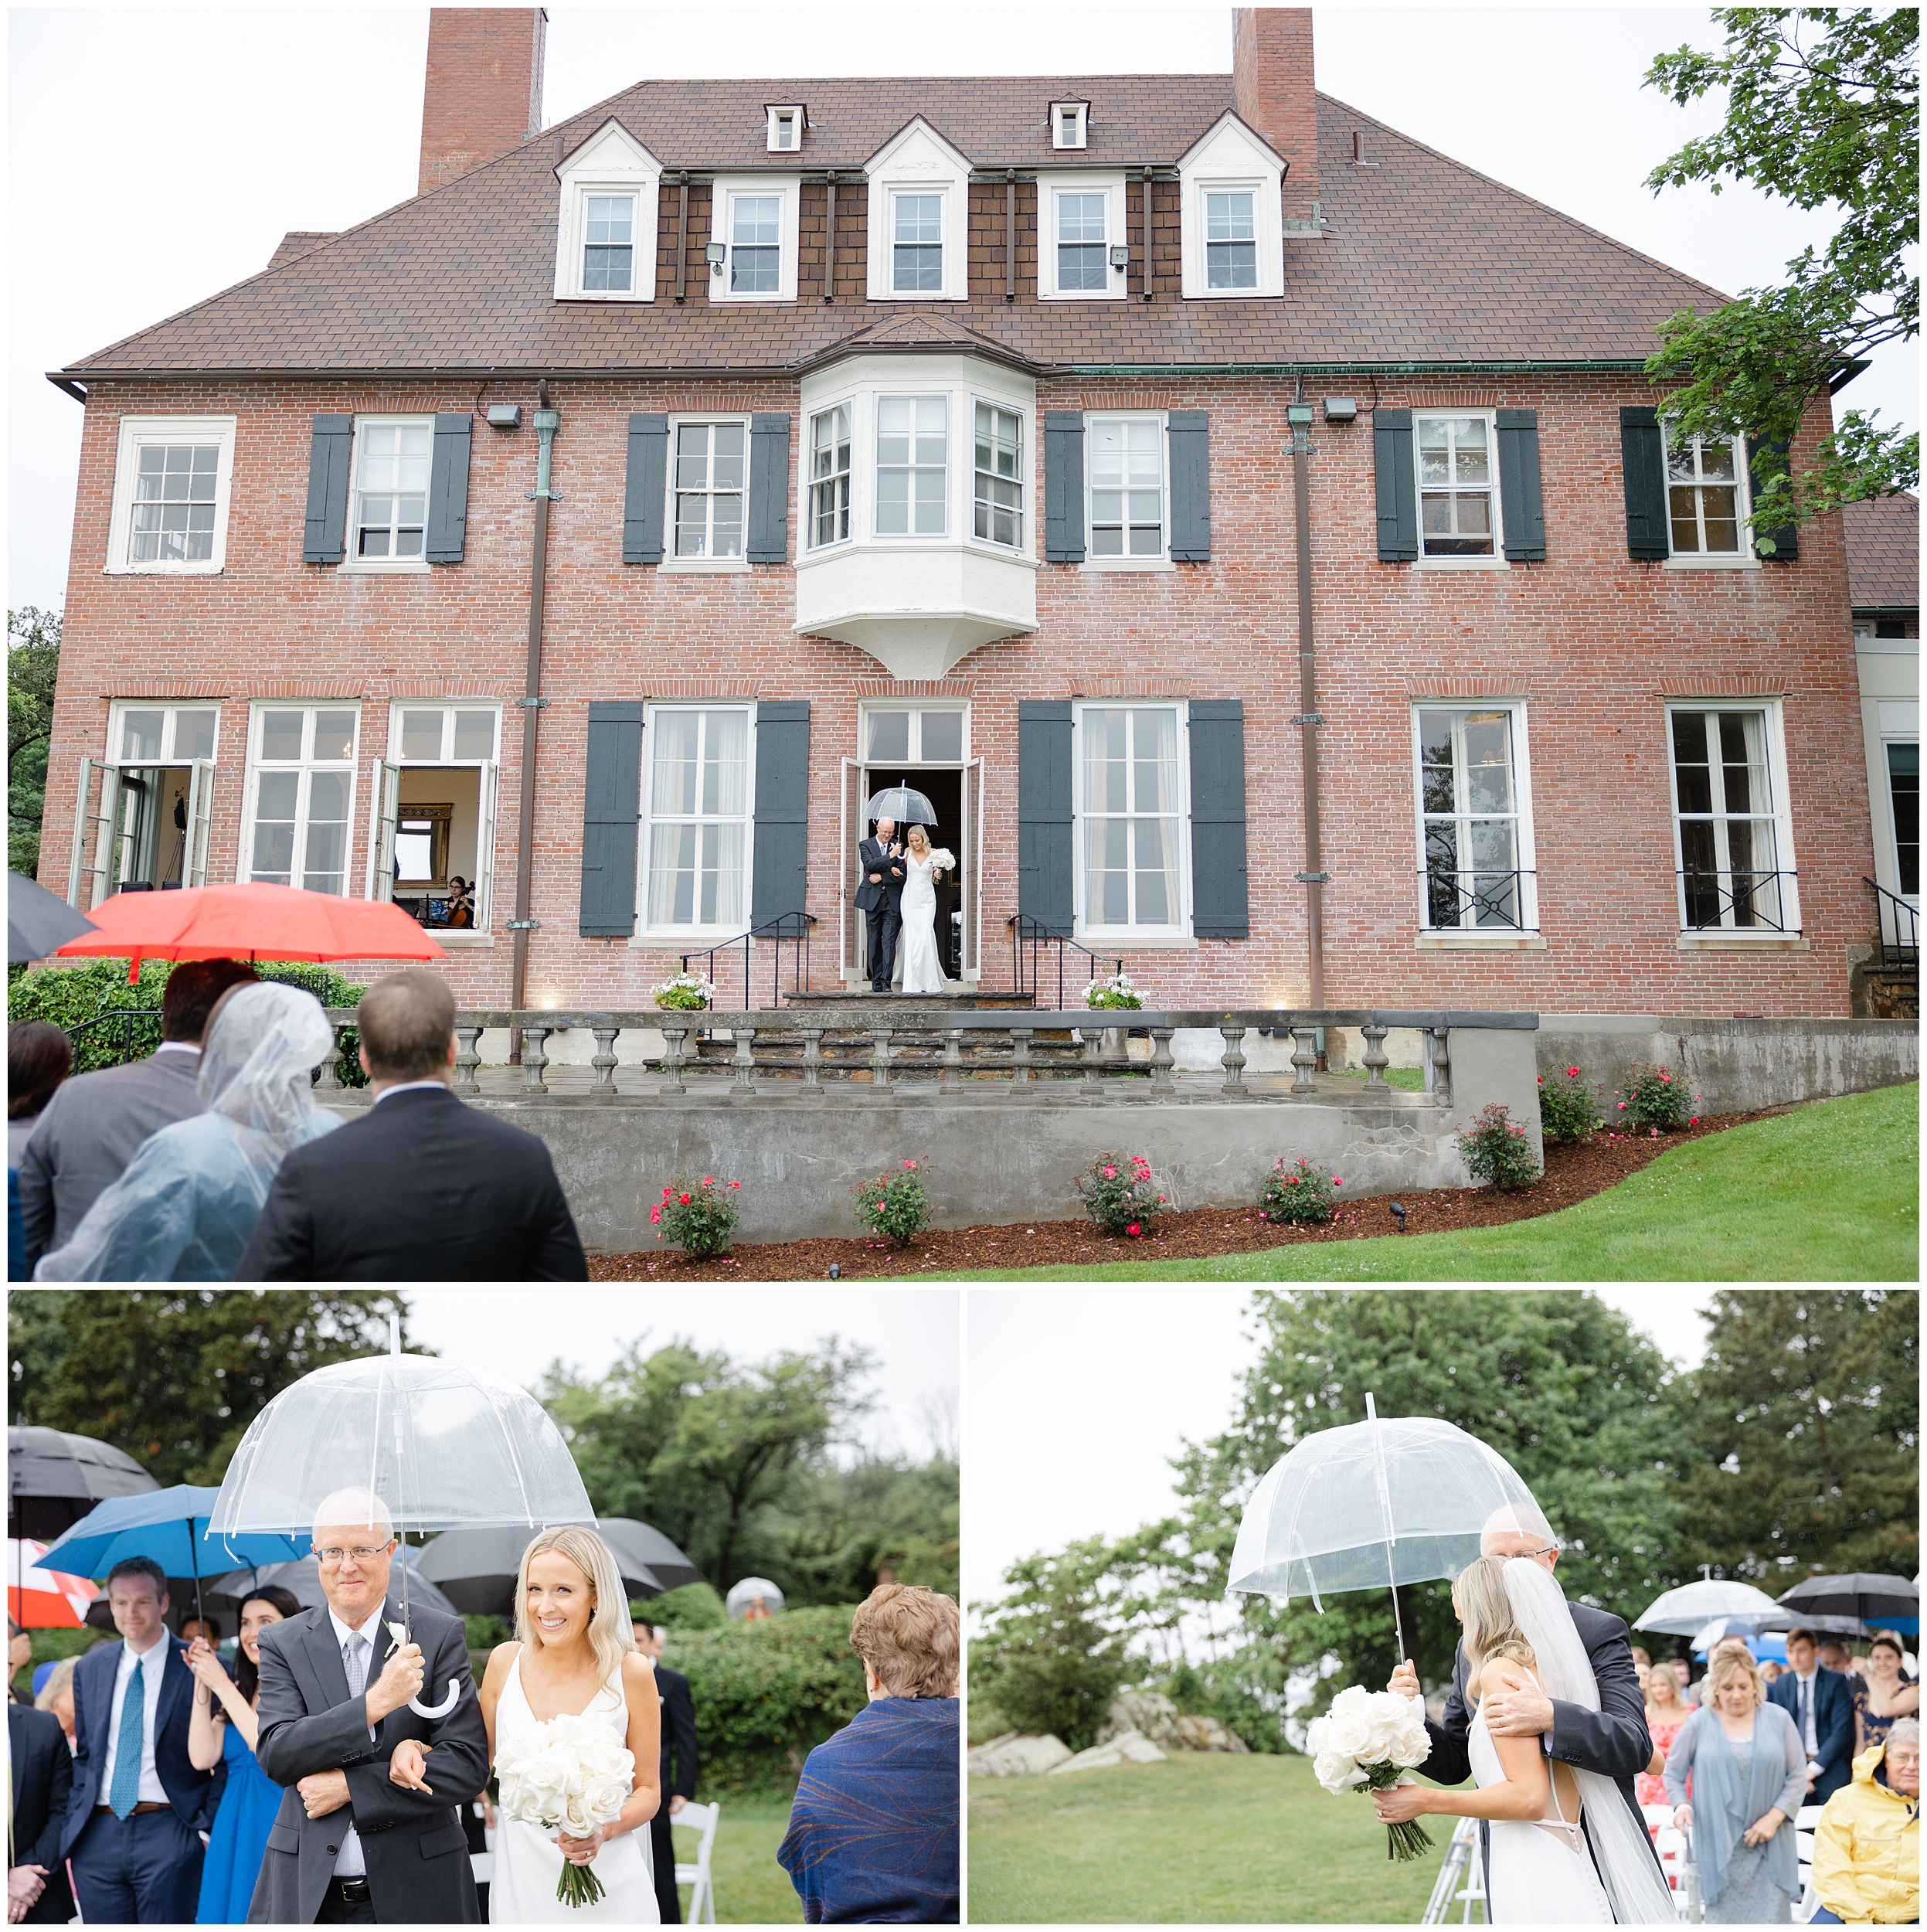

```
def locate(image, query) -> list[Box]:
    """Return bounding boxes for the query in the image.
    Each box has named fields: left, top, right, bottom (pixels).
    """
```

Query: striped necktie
left=107, top=1656, right=145, bottom=1819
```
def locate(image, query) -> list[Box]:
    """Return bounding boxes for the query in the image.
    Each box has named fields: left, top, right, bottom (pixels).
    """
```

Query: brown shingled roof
left=266, top=231, right=338, bottom=271
left=1843, top=493, right=1920, bottom=613
left=59, top=81, right=1732, bottom=378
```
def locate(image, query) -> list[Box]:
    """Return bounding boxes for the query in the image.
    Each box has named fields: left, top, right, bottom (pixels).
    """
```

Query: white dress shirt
left=372, top=1080, right=450, bottom=1104
left=325, top=1604, right=389, bottom=1877
left=1791, top=1666, right=1821, bottom=1754
left=101, top=1632, right=171, bottom=1804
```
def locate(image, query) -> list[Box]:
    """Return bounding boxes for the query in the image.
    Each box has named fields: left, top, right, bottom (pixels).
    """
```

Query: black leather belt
left=95, top=1801, right=170, bottom=1815
left=327, top=1877, right=372, bottom=1904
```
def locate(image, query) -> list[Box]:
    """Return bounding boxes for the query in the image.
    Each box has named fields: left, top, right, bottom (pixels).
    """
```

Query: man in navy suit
left=8, top=1699, right=74, bottom=1923
left=61, top=1556, right=225, bottom=1923
left=1769, top=1626, right=1856, bottom=1806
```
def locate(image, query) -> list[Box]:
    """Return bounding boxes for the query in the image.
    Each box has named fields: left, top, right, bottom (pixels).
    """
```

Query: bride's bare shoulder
left=1479, top=1656, right=1531, bottom=1699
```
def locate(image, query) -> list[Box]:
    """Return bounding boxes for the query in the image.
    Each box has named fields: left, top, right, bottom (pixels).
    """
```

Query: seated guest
left=36, top=983, right=340, bottom=1281
left=9, top=1022, right=70, bottom=1281
left=1854, top=1634, right=1922, bottom=1757
left=16, top=957, right=257, bottom=1268
left=1760, top=1659, right=1785, bottom=1685
left=1820, top=1636, right=1854, bottom=1675
left=444, top=878, right=474, bottom=929
left=178, top=1615, right=217, bottom=1649
left=1811, top=1717, right=1919, bottom=1926
left=779, top=1583, right=960, bottom=1924
left=8, top=1695, right=74, bottom=1923
left=237, top=969, right=587, bottom=1281
left=33, top=1658, right=77, bottom=1748
left=1771, top=1628, right=1858, bottom=1805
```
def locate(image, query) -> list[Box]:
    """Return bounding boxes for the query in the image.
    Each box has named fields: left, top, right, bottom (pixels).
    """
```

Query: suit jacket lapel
left=304, top=1607, right=353, bottom=1710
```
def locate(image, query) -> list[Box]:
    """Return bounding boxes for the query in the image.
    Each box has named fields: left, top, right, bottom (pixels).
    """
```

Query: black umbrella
left=864, top=786, right=937, bottom=826
left=1778, top=1573, right=1919, bottom=1624
left=8, top=872, right=97, bottom=964
left=202, top=1556, right=461, bottom=1622
left=412, top=1522, right=668, bottom=1619
left=596, top=1519, right=702, bottom=1594
left=8, top=1427, right=160, bottom=1544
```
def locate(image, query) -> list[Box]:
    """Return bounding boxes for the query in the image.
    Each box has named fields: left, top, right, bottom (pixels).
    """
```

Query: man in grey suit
left=250, top=1488, right=486, bottom=1926
left=15, top=957, right=258, bottom=1267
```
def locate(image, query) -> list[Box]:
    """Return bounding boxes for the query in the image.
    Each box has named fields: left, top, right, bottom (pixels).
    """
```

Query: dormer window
left=583, top=196, right=634, bottom=292
left=553, top=118, right=661, bottom=302
left=766, top=105, right=804, bottom=152
left=1052, top=101, right=1089, bottom=150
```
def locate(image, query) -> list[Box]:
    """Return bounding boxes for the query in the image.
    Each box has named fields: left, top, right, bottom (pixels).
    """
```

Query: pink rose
left=1617, top=1101, right=1627, bottom=1110
left=1127, top=1223, right=1141, bottom=1237
left=730, top=1179, right=742, bottom=1189
left=702, top=1175, right=715, bottom=1185
left=678, top=1192, right=692, bottom=1205
left=1103, top=1165, right=1116, bottom=1179
left=650, top=1207, right=662, bottom=1224
left=1568, top=1067, right=1580, bottom=1078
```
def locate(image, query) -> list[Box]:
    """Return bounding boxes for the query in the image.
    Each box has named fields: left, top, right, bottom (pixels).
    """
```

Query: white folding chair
left=1794, top=1801, right=1828, bottom=1922
left=672, top=1799, right=722, bottom=1925
left=1420, top=1815, right=1487, bottom=1925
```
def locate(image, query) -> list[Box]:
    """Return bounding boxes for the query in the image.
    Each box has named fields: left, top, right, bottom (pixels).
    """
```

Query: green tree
left=8, top=1289, right=416, bottom=1486
left=8, top=607, right=60, bottom=876
left=972, top=1536, right=1131, bottom=1751
left=779, top=1451, right=961, bottom=1604
left=1681, top=1288, right=1919, bottom=1581
left=1642, top=8, right=1919, bottom=535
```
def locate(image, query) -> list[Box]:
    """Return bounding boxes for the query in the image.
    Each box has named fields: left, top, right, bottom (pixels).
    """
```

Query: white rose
left=1303, top=1717, right=1330, bottom=1756
left=1329, top=1685, right=1373, bottom=1718
left=1314, top=1751, right=1366, bottom=1794
left=559, top=1793, right=593, bottom=1836
left=1393, top=1733, right=1433, bottom=1769
left=1327, top=1711, right=1372, bottom=1758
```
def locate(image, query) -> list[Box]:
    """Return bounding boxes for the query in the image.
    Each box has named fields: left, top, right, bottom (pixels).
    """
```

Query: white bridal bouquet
left=495, top=1712, right=636, bottom=1907
left=927, top=845, right=956, bottom=878
left=1304, top=1684, right=1434, bottom=1861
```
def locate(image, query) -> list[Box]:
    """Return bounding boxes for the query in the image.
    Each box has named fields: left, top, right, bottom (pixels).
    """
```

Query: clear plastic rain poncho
left=34, top=982, right=341, bottom=1281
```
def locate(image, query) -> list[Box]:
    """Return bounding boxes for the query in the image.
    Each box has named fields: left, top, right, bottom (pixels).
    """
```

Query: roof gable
left=1175, top=107, right=1286, bottom=174
left=864, top=114, right=974, bottom=177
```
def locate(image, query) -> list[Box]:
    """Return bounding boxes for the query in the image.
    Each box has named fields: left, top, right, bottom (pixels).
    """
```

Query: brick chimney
left=1232, top=8, right=1318, bottom=222
left=418, top=8, right=548, bottom=197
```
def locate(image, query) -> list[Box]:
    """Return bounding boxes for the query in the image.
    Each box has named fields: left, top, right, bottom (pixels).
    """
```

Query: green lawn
left=685, top=1797, right=804, bottom=1924
left=906, top=1082, right=1919, bottom=1283
left=969, top=1750, right=1460, bottom=1923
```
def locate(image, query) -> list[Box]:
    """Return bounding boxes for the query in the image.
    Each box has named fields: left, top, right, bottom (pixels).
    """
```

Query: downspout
left=1288, top=383, right=1326, bottom=1011
left=1004, top=170, right=1016, bottom=301
left=508, top=382, right=559, bottom=1049
left=824, top=172, right=837, bottom=301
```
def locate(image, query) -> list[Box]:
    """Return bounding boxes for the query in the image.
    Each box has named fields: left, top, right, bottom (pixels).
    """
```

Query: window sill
left=1415, top=556, right=1509, bottom=572
left=1038, top=288, right=1130, bottom=303
left=629, top=930, right=760, bottom=947
left=428, top=932, right=497, bottom=947
left=1677, top=932, right=1808, bottom=950
left=556, top=291, right=653, bottom=304
left=1183, top=288, right=1281, bottom=301
left=707, top=291, right=797, bottom=306
left=796, top=540, right=1038, bottom=570
left=1077, top=557, right=1175, bottom=574
left=338, top=562, right=433, bottom=576
left=1416, top=932, right=1545, bottom=951
left=660, top=560, right=753, bottom=575
left=104, top=562, right=226, bottom=577
left=1075, top=934, right=1198, bottom=951
left=1663, top=556, right=1759, bottom=572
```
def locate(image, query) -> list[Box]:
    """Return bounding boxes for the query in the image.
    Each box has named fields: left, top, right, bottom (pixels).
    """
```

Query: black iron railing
left=682, top=912, right=818, bottom=1011
left=1005, top=916, right=1120, bottom=1010
left=1678, top=869, right=1800, bottom=934
left=1864, top=876, right=1919, bottom=970
left=62, top=1009, right=158, bottom=1070
left=1420, top=868, right=1535, bottom=932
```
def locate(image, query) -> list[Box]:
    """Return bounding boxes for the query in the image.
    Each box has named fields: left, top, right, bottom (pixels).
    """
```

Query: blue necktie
left=108, top=1656, right=145, bottom=1819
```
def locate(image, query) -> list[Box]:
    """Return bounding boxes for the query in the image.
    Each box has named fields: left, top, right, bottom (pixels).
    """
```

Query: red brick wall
left=42, top=371, right=1870, bottom=1018
left=419, top=7, right=545, bottom=198
left=1233, top=8, right=1317, bottom=218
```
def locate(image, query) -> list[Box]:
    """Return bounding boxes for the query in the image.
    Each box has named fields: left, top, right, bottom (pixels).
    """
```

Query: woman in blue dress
left=188, top=1584, right=304, bottom=1923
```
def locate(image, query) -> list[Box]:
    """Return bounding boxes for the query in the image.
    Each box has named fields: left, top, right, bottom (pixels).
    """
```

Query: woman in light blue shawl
left=34, top=982, right=340, bottom=1281
left=1666, top=1645, right=1808, bottom=1923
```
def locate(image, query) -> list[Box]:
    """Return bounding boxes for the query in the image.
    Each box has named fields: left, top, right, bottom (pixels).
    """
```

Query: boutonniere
left=384, top=1619, right=410, bottom=1659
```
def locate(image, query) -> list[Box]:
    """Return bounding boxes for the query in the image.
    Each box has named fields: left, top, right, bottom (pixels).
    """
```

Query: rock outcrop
left=1093, top=1692, right=1252, bottom=1754
left=967, top=1731, right=1073, bottom=1777
left=1047, top=1726, right=1170, bottom=1774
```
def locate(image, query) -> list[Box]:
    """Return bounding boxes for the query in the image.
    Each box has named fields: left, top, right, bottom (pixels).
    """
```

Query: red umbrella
left=53, top=883, right=445, bottom=983
left=7, top=1538, right=96, bottom=1629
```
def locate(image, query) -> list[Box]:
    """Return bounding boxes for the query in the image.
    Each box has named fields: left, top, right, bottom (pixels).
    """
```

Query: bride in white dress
left=393, top=1526, right=661, bottom=1924
left=897, top=824, right=948, bottom=995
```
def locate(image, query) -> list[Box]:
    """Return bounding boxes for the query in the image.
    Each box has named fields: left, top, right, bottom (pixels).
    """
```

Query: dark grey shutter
left=1043, top=413, right=1086, bottom=563
left=425, top=413, right=472, bottom=564
left=749, top=700, right=811, bottom=926
left=623, top=414, right=669, bottom=565
left=747, top=414, right=791, bottom=563
left=1620, top=406, right=1669, bottom=560
left=579, top=702, right=643, bottom=937
left=1373, top=409, right=1417, bottom=562
left=1747, top=435, right=1799, bottom=560
left=1188, top=700, right=1249, bottom=938
left=1495, top=409, right=1546, bottom=563
left=302, top=414, right=354, bottom=564
left=1018, top=699, right=1074, bottom=931
left=1167, top=411, right=1211, bottom=561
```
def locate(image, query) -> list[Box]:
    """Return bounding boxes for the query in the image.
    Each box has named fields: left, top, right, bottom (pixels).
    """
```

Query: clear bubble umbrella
left=1633, top=1577, right=1786, bottom=1636
left=1226, top=1393, right=1545, bottom=1664
left=726, top=1577, right=785, bottom=1619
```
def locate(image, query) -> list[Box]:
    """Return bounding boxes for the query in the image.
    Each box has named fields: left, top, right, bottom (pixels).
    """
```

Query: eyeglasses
left=315, top=1545, right=392, bottom=1566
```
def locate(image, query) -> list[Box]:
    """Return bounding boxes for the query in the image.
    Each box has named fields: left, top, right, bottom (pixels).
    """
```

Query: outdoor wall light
left=705, top=242, right=726, bottom=273
left=1390, top=1202, right=1408, bottom=1233
left=1110, top=244, right=1130, bottom=270
left=485, top=403, right=522, bottom=430
left=1324, top=396, right=1360, bottom=424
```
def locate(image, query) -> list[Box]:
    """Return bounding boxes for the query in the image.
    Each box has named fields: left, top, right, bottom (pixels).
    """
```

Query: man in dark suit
left=1769, top=1627, right=1856, bottom=1806
left=1378, top=1509, right=1660, bottom=1903
left=8, top=1699, right=74, bottom=1923
left=236, top=970, right=586, bottom=1281
left=634, top=1618, right=700, bottom=1923
left=61, top=1556, right=226, bottom=1923
left=855, top=818, right=906, bottom=993
left=250, top=1488, right=488, bottom=1925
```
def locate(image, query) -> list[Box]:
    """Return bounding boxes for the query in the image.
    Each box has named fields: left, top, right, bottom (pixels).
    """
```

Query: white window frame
left=240, top=701, right=361, bottom=896
left=859, top=702, right=971, bottom=766
left=806, top=400, right=855, bottom=552
left=341, top=415, right=435, bottom=573
left=104, top=416, right=237, bottom=575
left=637, top=702, right=758, bottom=940
left=104, top=701, right=222, bottom=767
left=374, top=701, right=501, bottom=934
left=1177, top=113, right=1286, bottom=301
left=971, top=398, right=1025, bottom=550
left=1072, top=699, right=1191, bottom=942
left=1037, top=174, right=1127, bottom=301
left=864, top=119, right=971, bottom=303
left=1663, top=427, right=1757, bottom=569
left=1409, top=701, right=1539, bottom=934
left=887, top=189, right=948, bottom=298
left=1664, top=699, right=1801, bottom=937
left=766, top=105, right=805, bottom=153
left=1414, top=410, right=1508, bottom=571
left=553, top=118, right=662, bottom=301
left=579, top=191, right=641, bottom=295
left=874, top=393, right=950, bottom=539
left=1051, top=101, right=1089, bottom=150
left=1083, top=411, right=1170, bottom=570
left=662, top=414, right=753, bottom=573
left=707, top=177, right=799, bottom=304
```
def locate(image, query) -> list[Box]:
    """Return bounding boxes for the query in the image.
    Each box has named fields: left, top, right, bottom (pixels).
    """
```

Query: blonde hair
left=849, top=1584, right=960, bottom=1699
left=905, top=824, right=931, bottom=854
left=34, top=1655, right=76, bottom=1714
left=1706, top=1646, right=1766, bottom=1709
left=513, top=1527, right=634, bottom=1687
left=1646, top=1658, right=1686, bottom=1713
left=1451, top=1556, right=1537, bottom=1686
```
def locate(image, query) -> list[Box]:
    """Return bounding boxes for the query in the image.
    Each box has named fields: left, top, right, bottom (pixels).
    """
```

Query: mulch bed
left=586, top=1106, right=1792, bottom=1281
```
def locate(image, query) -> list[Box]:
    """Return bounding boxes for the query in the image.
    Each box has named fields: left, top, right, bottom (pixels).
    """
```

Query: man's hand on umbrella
left=1387, top=1660, right=1422, bottom=1700
left=367, top=1641, right=425, bottom=1723
left=1483, top=1686, right=1555, bottom=1737
left=298, top=1770, right=351, bottom=1818
left=389, top=1740, right=434, bottom=1794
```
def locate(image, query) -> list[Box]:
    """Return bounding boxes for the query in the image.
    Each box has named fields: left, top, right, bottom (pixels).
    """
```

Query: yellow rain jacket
left=1813, top=1741, right=1920, bottom=1925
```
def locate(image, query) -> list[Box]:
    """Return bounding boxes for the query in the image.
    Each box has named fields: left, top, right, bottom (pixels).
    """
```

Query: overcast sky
left=964, top=1285, right=1714, bottom=1611
left=8, top=5, right=1915, bottom=614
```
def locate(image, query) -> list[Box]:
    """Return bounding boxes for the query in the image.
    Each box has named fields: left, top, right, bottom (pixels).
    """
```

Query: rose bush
left=854, top=1159, right=932, bottom=1250
left=1260, top=1156, right=1341, bottom=1225
left=1076, top=1153, right=1167, bottom=1237
left=653, top=1175, right=740, bottom=1260
left=1537, top=1066, right=1604, bottom=1146
left=1613, top=1061, right=1697, bottom=1132
left=1458, top=1103, right=1540, bottom=1192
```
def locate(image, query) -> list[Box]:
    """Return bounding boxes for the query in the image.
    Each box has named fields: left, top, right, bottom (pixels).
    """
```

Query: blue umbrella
left=40, top=1485, right=311, bottom=1628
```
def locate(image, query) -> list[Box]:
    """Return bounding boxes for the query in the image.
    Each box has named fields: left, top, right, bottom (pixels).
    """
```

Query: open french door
left=841, top=755, right=863, bottom=982
left=366, top=760, right=402, bottom=900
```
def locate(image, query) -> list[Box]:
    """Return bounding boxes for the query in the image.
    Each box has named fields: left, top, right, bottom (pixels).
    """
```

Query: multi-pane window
left=247, top=706, right=359, bottom=896
left=1667, top=434, right=1744, bottom=555
left=974, top=403, right=1022, bottom=547
left=1417, top=709, right=1528, bottom=930
left=674, top=423, right=746, bottom=558
left=1079, top=705, right=1184, bottom=932
left=355, top=423, right=431, bottom=560
left=728, top=194, right=780, bottom=294
left=1057, top=193, right=1108, bottom=291
left=876, top=396, right=947, bottom=536
left=892, top=193, right=944, bottom=293
left=115, top=705, right=218, bottom=764
left=1205, top=190, right=1257, bottom=290
left=644, top=708, right=750, bottom=929
left=1670, top=708, right=1789, bottom=930
left=397, top=706, right=497, bottom=763
left=1088, top=417, right=1164, bottom=556
left=809, top=405, right=852, bottom=548
left=1887, top=743, right=1919, bottom=896
left=1052, top=104, right=1088, bottom=149
left=865, top=708, right=965, bottom=763
left=1418, top=416, right=1496, bottom=558
left=583, top=195, right=634, bottom=292
left=767, top=107, right=800, bottom=151
left=129, top=447, right=219, bottom=563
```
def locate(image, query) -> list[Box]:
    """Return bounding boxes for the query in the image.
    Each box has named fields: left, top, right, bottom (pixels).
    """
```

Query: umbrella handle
left=411, top=1680, right=461, bottom=1719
